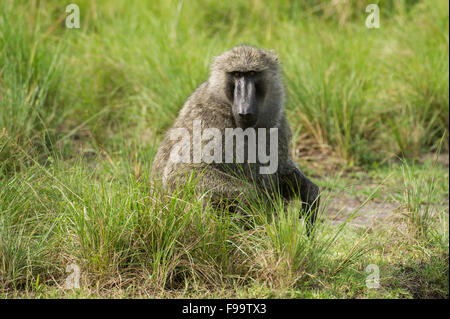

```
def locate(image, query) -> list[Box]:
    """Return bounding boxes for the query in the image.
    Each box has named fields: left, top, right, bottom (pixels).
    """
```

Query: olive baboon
left=152, top=45, right=320, bottom=233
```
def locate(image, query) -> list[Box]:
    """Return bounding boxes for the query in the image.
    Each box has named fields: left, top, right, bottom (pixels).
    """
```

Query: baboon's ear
left=263, top=49, right=280, bottom=66
left=268, top=51, right=279, bottom=61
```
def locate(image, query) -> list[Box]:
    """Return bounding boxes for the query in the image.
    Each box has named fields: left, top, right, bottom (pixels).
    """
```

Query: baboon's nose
left=239, top=112, right=255, bottom=122
left=239, top=112, right=254, bottom=119
left=234, top=76, right=257, bottom=127
left=238, top=113, right=257, bottom=127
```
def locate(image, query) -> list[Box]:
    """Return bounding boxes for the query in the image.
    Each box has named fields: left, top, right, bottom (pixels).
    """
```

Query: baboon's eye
left=249, top=71, right=255, bottom=76
left=233, top=72, right=240, bottom=78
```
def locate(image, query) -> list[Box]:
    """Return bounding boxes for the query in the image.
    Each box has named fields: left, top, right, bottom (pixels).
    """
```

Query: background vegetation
left=0, top=0, right=448, bottom=298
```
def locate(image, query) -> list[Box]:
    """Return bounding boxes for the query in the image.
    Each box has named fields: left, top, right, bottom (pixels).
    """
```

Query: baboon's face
left=225, top=70, right=266, bottom=128
left=210, top=46, right=282, bottom=129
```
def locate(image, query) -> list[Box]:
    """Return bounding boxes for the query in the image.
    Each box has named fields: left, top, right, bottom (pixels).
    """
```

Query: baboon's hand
left=300, top=179, right=320, bottom=236
left=301, top=180, right=320, bottom=215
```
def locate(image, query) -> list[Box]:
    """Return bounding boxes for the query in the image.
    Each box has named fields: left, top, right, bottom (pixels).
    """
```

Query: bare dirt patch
left=322, top=195, right=401, bottom=227
left=419, top=152, right=449, bottom=167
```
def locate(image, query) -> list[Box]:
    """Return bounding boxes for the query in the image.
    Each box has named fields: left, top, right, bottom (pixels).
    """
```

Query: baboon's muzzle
left=233, top=76, right=258, bottom=128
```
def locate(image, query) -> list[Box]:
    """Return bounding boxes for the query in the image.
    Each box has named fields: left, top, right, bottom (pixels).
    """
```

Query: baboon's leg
left=167, top=167, right=257, bottom=209
left=279, top=167, right=320, bottom=236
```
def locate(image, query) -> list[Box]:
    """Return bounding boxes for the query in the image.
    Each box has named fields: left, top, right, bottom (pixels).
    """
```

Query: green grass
left=0, top=0, right=448, bottom=298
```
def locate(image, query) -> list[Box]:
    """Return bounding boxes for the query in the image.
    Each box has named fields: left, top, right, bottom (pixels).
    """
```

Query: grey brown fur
left=152, top=45, right=320, bottom=233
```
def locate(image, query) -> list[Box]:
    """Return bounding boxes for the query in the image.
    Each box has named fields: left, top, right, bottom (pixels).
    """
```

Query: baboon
left=152, top=45, right=320, bottom=233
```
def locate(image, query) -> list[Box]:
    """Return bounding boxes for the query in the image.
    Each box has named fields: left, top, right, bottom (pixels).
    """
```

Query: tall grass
left=0, top=3, right=66, bottom=173
left=400, top=138, right=448, bottom=241
left=0, top=155, right=361, bottom=293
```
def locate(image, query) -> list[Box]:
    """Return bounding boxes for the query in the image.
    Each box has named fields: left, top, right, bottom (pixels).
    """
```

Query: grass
left=0, top=0, right=448, bottom=298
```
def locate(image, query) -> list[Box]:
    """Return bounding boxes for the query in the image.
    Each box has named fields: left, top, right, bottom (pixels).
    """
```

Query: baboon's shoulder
left=174, top=82, right=233, bottom=129
left=151, top=80, right=233, bottom=182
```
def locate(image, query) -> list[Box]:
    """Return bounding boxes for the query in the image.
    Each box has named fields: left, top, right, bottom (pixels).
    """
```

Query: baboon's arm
left=279, top=161, right=320, bottom=234
left=275, top=116, right=320, bottom=234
